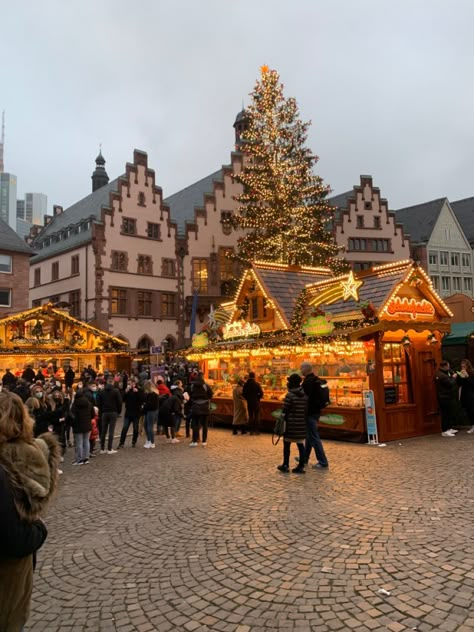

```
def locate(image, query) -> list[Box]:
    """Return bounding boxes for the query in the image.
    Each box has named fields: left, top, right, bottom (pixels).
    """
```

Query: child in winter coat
left=90, top=407, right=99, bottom=456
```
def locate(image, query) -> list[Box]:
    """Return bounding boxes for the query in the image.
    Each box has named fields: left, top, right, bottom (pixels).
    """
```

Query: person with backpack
left=300, top=362, right=329, bottom=469
left=159, top=387, right=182, bottom=443
left=142, top=381, right=160, bottom=448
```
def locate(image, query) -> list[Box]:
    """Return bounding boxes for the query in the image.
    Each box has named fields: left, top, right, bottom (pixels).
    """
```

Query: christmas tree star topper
left=340, top=271, right=363, bottom=302
left=260, top=64, right=270, bottom=74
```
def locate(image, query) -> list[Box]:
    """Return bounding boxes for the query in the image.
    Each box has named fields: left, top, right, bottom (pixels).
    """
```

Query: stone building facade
left=0, top=217, right=32, bottom=317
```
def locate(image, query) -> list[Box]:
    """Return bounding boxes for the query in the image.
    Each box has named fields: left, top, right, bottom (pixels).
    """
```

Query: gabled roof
left=0, top=304, right=127, bottom=347
left=305, top=261, right=452, bottom=327
left=306, top=261, right=411, bottom=319
left=250, top=262, right=331, bottom=326
left=0, top=217, right=33, bottom=255
left=394, top=198, right=447, bottom=243
left=451, top=197, right=474, bottom=245
left=328, top=190, right=353, bottom=222
left=30, top=179, right=120, bottom=262
left=164, top=169, right=224, bottom=236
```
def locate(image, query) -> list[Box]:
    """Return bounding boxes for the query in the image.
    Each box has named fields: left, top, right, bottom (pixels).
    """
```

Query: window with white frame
left=451, top=253, right=459, bottom=268
left=0, top=255, right=12, bottom=273
left=431, top=276, right=439, bottom=290
left=464, top=277, right=473, bottom=293
left=453, top=277, right=462, bottom=291
left=441, top=276, right=450, bottom=292
left=428, top=251, right=437, bottom=266
left=440, top=251, right=448, bottom=266
left=462, top=253, right=471, bottom=268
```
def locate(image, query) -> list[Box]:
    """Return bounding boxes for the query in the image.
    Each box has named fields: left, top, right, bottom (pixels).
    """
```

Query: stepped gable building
left=395, top=198, right=473, bottom=298
left=0, top=217, right=32, bottom=316
left=163, top=110, right=247, bottom=325
left=451, top=197, right=474, bottom=248
left=29, top=150, right=180, bottom=351
left=329, top=175, right=408, bottom=271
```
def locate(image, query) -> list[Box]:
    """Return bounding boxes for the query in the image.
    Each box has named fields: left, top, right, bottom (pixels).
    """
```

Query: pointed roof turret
left=91, top=148, right=109, bottom=192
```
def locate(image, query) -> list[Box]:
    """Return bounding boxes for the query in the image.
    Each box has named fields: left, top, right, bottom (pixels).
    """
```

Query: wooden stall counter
left=210, top=396, right=367, bottom=442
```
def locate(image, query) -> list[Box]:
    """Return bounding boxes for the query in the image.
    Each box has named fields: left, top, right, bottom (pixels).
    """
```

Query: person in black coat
left=21, top=365, right=36, bottom=385
left=118, top=380, right=143, bottom=448
left=300, top=362, right=329, bottom=468
left=189, top=375, right=213, bottom=446
left=71, top=390, right=94, bottom=464
left=278, top=373, right=308, bottom=474
left=242, top=371, right=264, bottom=435
left=64, top=366, right=75, bottom=389
left=97, top=379, right=122, bottom=453
left=2, top=368, right=17, bottom=390
left=435, top=360, right=457, bottom=436
left=13, top=378, right=30, bottom=403
left=458, top=359, right=474, bottom=434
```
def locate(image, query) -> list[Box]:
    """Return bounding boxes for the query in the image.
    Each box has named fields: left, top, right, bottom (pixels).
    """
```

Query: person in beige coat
left=232, top=379, right=248, bottom=435
left=0, top=391, right=60, bottom=632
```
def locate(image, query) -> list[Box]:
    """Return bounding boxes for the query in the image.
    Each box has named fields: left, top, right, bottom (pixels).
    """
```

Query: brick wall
left=0, top=251, right=31, bottom=317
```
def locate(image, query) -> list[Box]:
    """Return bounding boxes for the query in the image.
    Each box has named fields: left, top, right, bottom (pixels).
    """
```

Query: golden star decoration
left=340, top=271, right=363, bottom=302
left=260, top=64, right=270, bottom=74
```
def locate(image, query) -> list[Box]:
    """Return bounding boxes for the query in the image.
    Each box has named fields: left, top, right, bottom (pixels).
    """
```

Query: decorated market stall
left=0, top=303, right=129, bottom=379
left=186, top=260, right=452, bottom=443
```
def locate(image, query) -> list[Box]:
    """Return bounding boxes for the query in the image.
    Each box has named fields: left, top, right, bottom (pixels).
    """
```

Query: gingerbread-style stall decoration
left=186, top=260, right=452, bottom=442
left=0, top=303, right=129, bottom=377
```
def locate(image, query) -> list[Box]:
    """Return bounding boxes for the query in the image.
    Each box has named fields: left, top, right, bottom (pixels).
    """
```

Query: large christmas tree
left=233, top=66, right=346, bottom=272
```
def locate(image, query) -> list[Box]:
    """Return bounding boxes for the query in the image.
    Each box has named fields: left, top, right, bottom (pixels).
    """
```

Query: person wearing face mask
left=48, top=390, right=68, bottom=462
left=29, top=385, right=54, bottom=437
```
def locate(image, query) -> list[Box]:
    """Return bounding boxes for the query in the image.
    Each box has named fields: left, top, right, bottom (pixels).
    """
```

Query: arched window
left=137, top=334, right=154, bottom=350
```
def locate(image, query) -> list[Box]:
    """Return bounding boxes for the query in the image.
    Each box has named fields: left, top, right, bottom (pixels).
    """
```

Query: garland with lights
left=232, top=66, right=348, bottom=274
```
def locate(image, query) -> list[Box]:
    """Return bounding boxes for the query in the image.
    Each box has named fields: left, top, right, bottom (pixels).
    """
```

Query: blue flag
left=189, top=289, right=199, bottom=338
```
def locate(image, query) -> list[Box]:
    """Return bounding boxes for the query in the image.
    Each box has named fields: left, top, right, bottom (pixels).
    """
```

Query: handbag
left=272, top=413, right=286, bottom=445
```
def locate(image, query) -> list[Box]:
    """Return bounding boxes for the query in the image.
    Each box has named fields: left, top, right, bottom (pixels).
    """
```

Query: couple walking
left=278, top=362, right=329, bottom=474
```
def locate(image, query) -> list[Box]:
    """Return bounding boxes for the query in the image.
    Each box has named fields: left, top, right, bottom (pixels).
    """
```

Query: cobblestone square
left=27, top=428, right=474, bottom=632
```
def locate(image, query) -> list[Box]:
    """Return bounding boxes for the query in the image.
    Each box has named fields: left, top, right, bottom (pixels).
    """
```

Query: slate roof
left=0, top=217, right=33, bottom=255
left=164, top=169, right=224, bottom=236
left=328, top=190, right=353, bottom=222
left=30, top=179, right=119, bottom=263
left=306, top=263, right=409, bottom=320
left=451, top=197, right=474, bottom=245
left=254, top=264, right=331, bottom=325
left=394, top=198, right=446, bottom=244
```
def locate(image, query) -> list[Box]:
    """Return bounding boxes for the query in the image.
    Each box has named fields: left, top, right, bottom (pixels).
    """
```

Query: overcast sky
left=2, top=0, right=474, bottom=214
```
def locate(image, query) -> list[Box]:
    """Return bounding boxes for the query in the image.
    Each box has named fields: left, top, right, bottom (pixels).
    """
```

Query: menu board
left=384, top=386, right=397, bottom=405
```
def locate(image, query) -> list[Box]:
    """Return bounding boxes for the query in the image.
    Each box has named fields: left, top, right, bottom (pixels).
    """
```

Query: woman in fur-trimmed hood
left=0, top=391, right=60, bottom=632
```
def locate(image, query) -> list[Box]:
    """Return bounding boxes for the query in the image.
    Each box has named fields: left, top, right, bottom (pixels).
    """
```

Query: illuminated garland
left=232, top=66, right=348, bottom=273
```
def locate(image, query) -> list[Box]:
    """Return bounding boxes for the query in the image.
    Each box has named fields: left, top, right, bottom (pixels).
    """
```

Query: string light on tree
left=232, top=66, right=348, bottom=274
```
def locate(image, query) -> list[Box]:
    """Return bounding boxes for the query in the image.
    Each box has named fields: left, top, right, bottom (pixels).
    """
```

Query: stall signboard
left=222, top=321, right=261, bottom=340
left=150, top=346, right=162, bottom=355
left=301, top=315, right=334, bottom=336
left=191, top=332, right=209, bottom=348
left=319, top=413, right=345, bottom=426
left=364, top=389, right=378, bottom=444
left=386, top=297, right=435, bottom=320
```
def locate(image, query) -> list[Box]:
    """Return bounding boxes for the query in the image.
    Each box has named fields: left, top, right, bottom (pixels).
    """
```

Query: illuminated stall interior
left=0, top=303, right=129, bottom=378
left=187, top=260, right=452, bottom=442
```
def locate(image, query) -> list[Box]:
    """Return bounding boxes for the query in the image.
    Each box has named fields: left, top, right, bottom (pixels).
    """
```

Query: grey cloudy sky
left=2, top=0, right=474, bottom=214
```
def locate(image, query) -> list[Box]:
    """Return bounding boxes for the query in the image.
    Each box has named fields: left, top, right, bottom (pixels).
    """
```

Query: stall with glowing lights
left=0, top=303, right=129, bottom=379
left=186, top=260, right=452, bottom=442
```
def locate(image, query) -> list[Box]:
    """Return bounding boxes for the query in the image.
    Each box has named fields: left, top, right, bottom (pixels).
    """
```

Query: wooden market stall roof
left=229, top=260, right=332, bottom=328
left=0, top=304, right=128, bottom=353
left=305, top=260, right=453, bottom=336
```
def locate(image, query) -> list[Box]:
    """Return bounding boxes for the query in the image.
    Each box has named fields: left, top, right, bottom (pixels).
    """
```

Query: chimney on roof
left=44, top=215, right=53, bottom=225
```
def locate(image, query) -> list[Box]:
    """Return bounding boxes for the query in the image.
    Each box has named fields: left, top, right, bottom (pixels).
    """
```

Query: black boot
left=232, top=428, right=238, bottom=435
left=292, top=465, right=306, bottom=474
left=277, top=464, right=290, bottom=473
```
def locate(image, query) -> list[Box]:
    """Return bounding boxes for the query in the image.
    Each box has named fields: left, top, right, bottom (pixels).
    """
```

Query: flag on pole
left=189, top=289, right=199, bottom=338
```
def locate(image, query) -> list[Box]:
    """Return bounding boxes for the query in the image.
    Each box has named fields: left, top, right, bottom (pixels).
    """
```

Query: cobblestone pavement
left=27, top=426, right=474, bottom=632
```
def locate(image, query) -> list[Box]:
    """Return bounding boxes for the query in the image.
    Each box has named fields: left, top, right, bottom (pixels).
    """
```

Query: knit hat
left=287, top=373, right=302, bottom=388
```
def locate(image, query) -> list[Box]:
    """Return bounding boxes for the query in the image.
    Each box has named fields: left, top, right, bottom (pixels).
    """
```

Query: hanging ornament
left=401, top=335, right=411, bottom=347
left=426, top=333, right=437, bottom=345
left=340, top=271, right=363, bottom=302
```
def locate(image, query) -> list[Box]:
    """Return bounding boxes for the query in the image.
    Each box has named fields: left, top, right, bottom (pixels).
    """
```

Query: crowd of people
left=1, top=355, right=474, bottom=630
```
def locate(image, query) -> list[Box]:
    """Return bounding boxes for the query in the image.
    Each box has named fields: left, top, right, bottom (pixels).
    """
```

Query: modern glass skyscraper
left=0, top=172, right=17, bottom=230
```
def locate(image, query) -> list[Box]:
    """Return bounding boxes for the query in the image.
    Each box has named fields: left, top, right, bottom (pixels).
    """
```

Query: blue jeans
left=74, top=432, right=90, bottom=462
left=145, top=410, right=157, bottom=443
left=304, top=414, right=328, bottom=466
